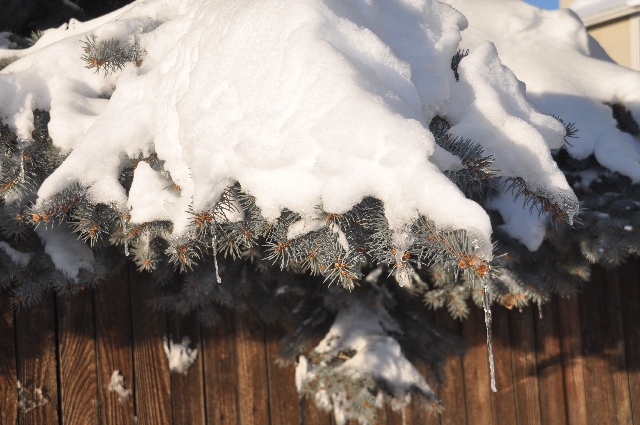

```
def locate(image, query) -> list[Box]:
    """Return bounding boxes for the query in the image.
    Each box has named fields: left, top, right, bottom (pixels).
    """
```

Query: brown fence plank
left=202, top=311, right=240, bottom=425
left=15, top=294, right=59, bottom=425
left=619, top=259, right=640, bottom=424
left=461, top=305, right=493, bottom=425
left=509, top=307, right=542, bottom=425
left=0, top=291, right=18, bottom=425
left=534, top=296, right=566, bottom=425
left=265, top=326, right=301, bottom=424
left=557, top=294, right=587, bottom=425
left=435, top=313, right=466, bottom=425
left=300, top=395, right=333, bottom=425
left=579, top=266, right=610, bottom=425
left=94, top=270, right=135, bottom=425
left=57, top=290, right=99, bottom=424
left=168, top=313, right=206, bottom=425
left=130, top=268, right=172, bottom=425
left=489, top=305, right=517, bottom=425
left=235, top=311, right=270, bottom=425
left=601, top=268, right=633, bottom=425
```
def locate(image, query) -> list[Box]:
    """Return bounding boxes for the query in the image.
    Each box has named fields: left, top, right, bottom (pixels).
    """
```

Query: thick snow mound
left=0, top=0, right=581, bottom=260
left=445, top=0, right=640, bottom=183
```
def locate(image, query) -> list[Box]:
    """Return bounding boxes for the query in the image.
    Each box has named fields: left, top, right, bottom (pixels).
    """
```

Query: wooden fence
left=0, top=260, right=639, bottom=425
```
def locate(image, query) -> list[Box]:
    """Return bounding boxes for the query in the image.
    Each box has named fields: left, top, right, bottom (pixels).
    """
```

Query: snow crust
left=0, top=0, right=594, bottom=262
left=445, top=0, right=640, bottom=183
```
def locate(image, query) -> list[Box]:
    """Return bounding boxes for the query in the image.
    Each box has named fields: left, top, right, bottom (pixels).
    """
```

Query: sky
left=523, top=0, right=559, bottom=9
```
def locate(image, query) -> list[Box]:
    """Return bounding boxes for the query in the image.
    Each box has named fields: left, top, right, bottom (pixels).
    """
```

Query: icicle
left=19, top=149, right=25, bottom=183
left=212, top=232, right=222, bottom=284
left=538, top=303, right=543, bottom=319
left=124, top=240, right=129, bottom=257
left=482, top=282, right=497, bottom=393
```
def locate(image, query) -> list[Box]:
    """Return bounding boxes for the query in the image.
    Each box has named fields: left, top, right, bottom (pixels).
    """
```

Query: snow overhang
left=570, top=0, right=640, bottom=27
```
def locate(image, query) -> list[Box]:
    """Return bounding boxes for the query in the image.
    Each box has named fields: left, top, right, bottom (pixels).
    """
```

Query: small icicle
left=538, top=303, right=543, bottom=320
left=482, top=282, right=497, bottom=393
left=19, top=149, right=25, bottom=183
left=124, top=240, right=129, bottom=257
left=212, top=232, right=222, bottom=284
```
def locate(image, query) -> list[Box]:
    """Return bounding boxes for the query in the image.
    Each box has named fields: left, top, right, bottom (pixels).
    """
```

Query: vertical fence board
left=509, top=307, right=542, bottom=425
left=619, top=259, right=640, bottom=424
left=130, top=268, right=172, bottom=425
left=57, top=290, right=99, bottom=424
left=235, top=311, right=270, bottom=425
left=435, top=313, right=466, bottom=425
left=202, top=312, right=240, bottom=425
left=94, top=270, right=135, bottom=425
left=15, top=294, right=59, bottom=425
left=489, top=306, right=517, bottom=425
left=461, top=305, right=493, bottom=425
left=265, top=326, right=302, bottom=424
left=168, top=313, right=206, bottom=425
left=534, top=296, right=567, bottom=425
left=0, top=292, right=18, bottom=425
left=557, top=294, right=587, bottom=425
left=410, top=309, right=440, bottom=425
left=601, top=268, right=633, bottom=425
left=579, top=266, right=610, bottom=425
left=300, top=396, right=333, bottom=425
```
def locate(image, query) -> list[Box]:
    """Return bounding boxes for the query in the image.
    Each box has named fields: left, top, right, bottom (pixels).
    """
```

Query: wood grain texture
left=489, top=305, right=517, bottom=425
left=435, top=312, right=467, bottom=425
left=94, top=269, right=135, bottom=425
left=15, top=293, right=59, bottom=425
left=557, top=294, right=587, bottom=425
left=168, top=312, right=206, bottom=425
left=57, top=289, right=99, bottom=424
left=534, top=296, right=566, bottom=425
left=130, top=267, right=172, bottom=425
left=579, top=266, right=610, bottom=425
left=0, top=291, right=18, bottom=425
left=300, top=396, right=333, bottom=425
left=235, top=311, right=270, bottom=425
left=202, top=311, right=240, bottom=425
left=508, top=307, right=541, bottom=425
left=619, top=259, right=640, bottom=424
left=265, top=326, right=302, bottom=425
left=601, top=268, right=633, bottom=425
left=461, top=305, right=493, bottom=425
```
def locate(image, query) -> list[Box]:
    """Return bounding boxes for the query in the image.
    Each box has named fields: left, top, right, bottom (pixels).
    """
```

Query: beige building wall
left=590, top=19, right=632, bottom=67
left=560, top=0, right=637, bottom=69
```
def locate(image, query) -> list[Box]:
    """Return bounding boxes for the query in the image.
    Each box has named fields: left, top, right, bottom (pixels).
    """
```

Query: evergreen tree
left=1, top=0, right=639, bottom=423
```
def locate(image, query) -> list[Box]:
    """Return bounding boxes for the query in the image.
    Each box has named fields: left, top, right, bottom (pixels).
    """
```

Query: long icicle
left=482, top=282, right=497, bottom=392
left=211, top=226, right=222, bottom=284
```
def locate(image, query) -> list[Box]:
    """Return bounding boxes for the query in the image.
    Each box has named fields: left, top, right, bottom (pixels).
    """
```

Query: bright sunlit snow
left=446, top=0, right=640, bottom=182
left=0, top=0, right=589, bottom=268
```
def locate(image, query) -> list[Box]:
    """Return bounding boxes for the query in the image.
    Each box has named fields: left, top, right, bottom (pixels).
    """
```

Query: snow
left=163, top=336, right=198, bottom=375
left=300, top=299, right=436, bottom=403
left=35, top=223, right=95, bottom=279
left=108, top=371, right=132, bottom=402
left=0, top=242, right=33, bottom=267
left=127, top=161, right=179, bottom=223
left=0, top=0, right=598, bottom=267
left=486, top=189, right=547, bottom=251
left=444, top=0, right=640, bottom=184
